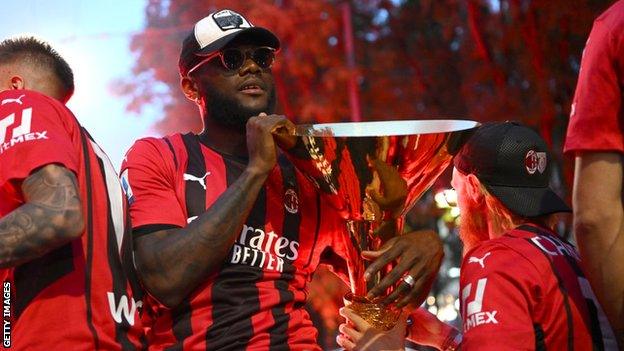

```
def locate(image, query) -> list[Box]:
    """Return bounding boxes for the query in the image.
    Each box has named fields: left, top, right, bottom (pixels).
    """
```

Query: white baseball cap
left=178, top=9, right=280, bottom=76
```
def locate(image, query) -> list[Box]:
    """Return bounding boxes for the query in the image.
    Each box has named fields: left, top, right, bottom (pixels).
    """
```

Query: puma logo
left=1, top=94, right=25, bottom=105
left=468, top=252, right=491, bottom=269
left=183, top=172, right=211, bottom=190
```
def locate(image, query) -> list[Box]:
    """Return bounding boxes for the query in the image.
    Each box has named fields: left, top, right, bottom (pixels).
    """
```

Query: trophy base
left=343, top=292, right=401, bottom=331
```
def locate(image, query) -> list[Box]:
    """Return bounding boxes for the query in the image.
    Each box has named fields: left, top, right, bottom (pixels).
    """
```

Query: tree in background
left=119, top=0, right=610, bottom=142
left=119, top=0, right=613, bottom=348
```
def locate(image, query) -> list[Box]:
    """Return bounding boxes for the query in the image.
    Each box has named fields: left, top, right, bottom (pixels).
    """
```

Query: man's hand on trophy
left=362, top=230, right=443, bottom=308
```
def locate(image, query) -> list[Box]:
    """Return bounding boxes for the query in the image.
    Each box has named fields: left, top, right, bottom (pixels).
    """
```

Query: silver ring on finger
left=402, top=274, right=416, bottom=288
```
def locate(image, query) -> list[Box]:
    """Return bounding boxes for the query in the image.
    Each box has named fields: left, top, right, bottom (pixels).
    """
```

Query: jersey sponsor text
left=462, top=278, right=499, bottom=331
left=229, top=224, right=300, bottom=272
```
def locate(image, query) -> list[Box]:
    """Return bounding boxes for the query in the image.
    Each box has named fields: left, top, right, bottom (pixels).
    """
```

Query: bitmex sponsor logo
left=461, top=278, right=499, bottom=332
left=230, top=224, right=300, bottom=273
left=0, top=108, right=48, bottom=154
left=3, top=281, right=10, bottom=348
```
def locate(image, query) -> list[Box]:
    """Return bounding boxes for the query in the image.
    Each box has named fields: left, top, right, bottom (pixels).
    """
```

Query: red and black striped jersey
left=121, top=132, right=348, bottom=350
left=459, top=224, right=616, bottom=350
left=0, top=90, right=144, bottom=350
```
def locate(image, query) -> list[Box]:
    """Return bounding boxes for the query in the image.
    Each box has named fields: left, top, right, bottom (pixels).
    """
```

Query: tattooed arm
left=135, top=169, right=268, bottom=307
left=133, top=115, right=293, bottom=308
left=0, top=164, right=84, bottom=267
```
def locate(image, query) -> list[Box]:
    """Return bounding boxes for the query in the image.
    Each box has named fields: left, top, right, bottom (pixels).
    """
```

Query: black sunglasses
left=188, top=46, right=277, bottom=75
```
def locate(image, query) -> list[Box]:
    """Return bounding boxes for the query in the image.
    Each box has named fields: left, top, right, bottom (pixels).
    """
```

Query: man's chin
left=236, top=95, right=270, bottom=112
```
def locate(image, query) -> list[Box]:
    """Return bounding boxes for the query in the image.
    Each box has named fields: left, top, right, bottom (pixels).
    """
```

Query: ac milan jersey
left=0, top=90, right=143, bottom=350
left=565, top=0, right=624, bottom=154
left=459, top=224, right=616, bottom=350
left=121, top=132, right=348, bottom=350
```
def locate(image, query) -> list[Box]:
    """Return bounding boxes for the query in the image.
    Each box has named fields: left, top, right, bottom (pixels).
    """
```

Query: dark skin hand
left=0, top=164, right=84, bottom=267
left=364, top=157, right=443, bottom=307
left=364, top=230, right=444, bottom=308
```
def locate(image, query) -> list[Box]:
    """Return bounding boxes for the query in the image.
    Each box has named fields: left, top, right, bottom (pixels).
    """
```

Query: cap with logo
left=179, top=9, right=280, bottom=76
left=453, top=121, right=571, bottom=217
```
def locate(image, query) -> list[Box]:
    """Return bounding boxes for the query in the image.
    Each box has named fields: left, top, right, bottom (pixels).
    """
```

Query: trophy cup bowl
left=275, top=119, right=478, bottom=330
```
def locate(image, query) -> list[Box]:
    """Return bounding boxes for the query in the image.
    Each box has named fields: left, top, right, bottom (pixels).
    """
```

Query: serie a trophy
left=276, top=120, right=478, bottom=330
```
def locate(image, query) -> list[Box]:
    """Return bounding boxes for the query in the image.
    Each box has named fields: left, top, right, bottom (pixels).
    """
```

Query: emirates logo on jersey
left=230, top=224, right=300, bottom=273
left=524, top=150, right=547, bottom=175
left=284, top=189, right=299, bottom=214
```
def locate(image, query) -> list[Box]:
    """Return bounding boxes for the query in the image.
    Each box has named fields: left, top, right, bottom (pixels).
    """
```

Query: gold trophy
left=276, top=120, right=478, bottom=330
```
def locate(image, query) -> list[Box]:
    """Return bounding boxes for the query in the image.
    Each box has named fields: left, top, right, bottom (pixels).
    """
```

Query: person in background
left=121, top=8, right=445, bottom=350
left=0, top=37, right=143, bottom=350
left=565, top=0, right=624, bottom=347
left=338, top=122, right=616, bottom=350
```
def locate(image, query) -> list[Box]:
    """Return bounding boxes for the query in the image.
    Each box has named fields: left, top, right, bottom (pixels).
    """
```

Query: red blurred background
left=117, top=1, right=614, bottom=348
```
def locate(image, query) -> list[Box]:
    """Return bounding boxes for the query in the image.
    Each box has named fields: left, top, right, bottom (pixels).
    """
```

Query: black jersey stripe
left=94, top=155, right=135, bottom=350
left=166, top=133, right=207, bottom=349
left=79, top=128, right=101, bottom=348
left=205, top=154, right=262, bottom=350
left=534, top=323, right=547, bottom=351
left=519, top=225, right=606, bottom=350
left=268, top=155, right=301, bottom=350
left=182, top=133, right=208, bottom=219
left=164, top=137, right=178, bottom=170
left=123, top=207, right=148, bottom=350
left=303, top=192, right=322, bottom=269
left=13, top=244, right=74, bottom=318
left=525, top=236, right=575, bottom=350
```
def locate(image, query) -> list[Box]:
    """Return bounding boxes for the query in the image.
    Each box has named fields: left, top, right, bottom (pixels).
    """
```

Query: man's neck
left=198, top=121, right=248, bottom=159
left=486, top=211, right=526, bottom=240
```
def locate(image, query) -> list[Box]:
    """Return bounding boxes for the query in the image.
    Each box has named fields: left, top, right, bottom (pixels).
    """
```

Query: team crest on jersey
left=120, top=169, right=135, bottom=205
left=284, top=188, right=299, bottom=214
left=524, top=150, right=547, bottom=175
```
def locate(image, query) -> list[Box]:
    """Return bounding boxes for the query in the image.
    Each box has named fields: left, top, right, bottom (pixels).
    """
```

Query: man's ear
left=10, top=76, right=24, bottom=90
left=464, top=173, right=485, bottom=203
left=180, top=76, right=200, bottom=103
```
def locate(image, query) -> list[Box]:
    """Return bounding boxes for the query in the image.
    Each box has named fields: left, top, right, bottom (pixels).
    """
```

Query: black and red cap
left=454, top=122, right=571, bottom=217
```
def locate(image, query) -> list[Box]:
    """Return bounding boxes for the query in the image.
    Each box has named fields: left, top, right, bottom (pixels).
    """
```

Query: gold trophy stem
left=345, top=220, right=379, bottom=297
left=343, top=220, right=400, bottom=330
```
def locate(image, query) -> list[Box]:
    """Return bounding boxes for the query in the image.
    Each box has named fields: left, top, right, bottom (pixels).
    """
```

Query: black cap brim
left=484, top=184, right=572, bottom=217
left=196, top=27, right=280, bottom=56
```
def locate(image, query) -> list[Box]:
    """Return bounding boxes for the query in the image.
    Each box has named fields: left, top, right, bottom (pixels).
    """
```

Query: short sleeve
left=121, top=138, right=187, bottom=230
left=0, top=90, right=79, bottom=187
left=565, top=14, right=624, bottom=154
left=460, top=244, right=542, bottom=350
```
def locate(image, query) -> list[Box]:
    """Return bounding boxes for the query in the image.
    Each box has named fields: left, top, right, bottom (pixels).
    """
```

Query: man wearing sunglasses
left=121, top=9, right=444, bottom=350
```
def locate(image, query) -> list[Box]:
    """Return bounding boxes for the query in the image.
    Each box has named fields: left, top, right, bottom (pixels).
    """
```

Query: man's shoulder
left=122, top=133, right=184, bottom=171
left=595, top=0, right=624, bottom=33
left=462, top=234, right=545, bottom=277
left=0, top=89, right=68, bottom=116
left=131, top=133, right=184, bottom=155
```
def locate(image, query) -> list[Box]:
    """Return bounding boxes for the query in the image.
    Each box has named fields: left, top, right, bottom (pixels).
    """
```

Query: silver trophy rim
left=294, top=119, right=479, bottom=137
